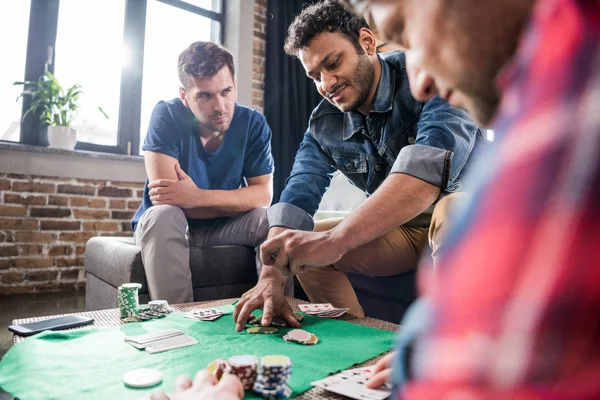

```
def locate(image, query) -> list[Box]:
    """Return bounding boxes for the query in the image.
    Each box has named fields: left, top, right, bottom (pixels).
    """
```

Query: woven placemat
left=11, top=297, right=399, bottom=399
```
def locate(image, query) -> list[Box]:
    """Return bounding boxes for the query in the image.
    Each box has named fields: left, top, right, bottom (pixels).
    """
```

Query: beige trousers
left=297, top=193, right=463, bottom=317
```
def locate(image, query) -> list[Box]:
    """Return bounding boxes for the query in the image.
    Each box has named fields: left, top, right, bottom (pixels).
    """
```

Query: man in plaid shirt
left=340, top=0, right=600, bottom=398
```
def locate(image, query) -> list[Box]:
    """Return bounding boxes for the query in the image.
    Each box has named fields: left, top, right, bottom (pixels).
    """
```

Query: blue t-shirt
left=132, top=98, right=274, bottom=231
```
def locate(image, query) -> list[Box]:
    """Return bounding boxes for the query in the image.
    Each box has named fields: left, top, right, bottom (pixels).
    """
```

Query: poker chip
left=227, top=355, right=258, bottom=390
left=248, top=316, right=262, bottom=325
left=117, top=283, right=142, bottom=319
left=294, top=312, right=304, bottom=322
left=283, top=329, right=312, bottom=344
left=247, top=327, right=279, bottom=334
left=270, top=316, right=287, bottom=327
left=253, top=355, right=292, bottom=399
left=122, top=368, right=163, bottom=388
left=304, top=333, right=319, bottom=345
left=148, top=300, right=172, bottom=314
left=207, top=358, right=228, bottom=380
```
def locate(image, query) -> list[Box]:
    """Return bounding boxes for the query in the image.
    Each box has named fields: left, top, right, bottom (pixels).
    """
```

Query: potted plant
left=14, top=68, right=107, bottom=150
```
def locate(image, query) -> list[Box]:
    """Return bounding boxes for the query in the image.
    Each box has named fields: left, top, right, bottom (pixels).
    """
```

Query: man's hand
left=259, top=229, right=346, bottom=276
left=150, top=369, right=243, bottom=400
left=233, top=273, right=300, bottom=332
left=149, top=164, right=202, bottom=208
left=366, top=352, right=395, bottom=389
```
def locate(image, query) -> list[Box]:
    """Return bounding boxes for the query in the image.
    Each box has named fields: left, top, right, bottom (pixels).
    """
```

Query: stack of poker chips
left=207, top=358, right=228, bottom=380
left=253, top=355, right=293, bottom=399
left=148, top=300, right=172, bottom=314
left=226, top=355, right=258, bottom=390
left=118, top=283, right=142, bottom=320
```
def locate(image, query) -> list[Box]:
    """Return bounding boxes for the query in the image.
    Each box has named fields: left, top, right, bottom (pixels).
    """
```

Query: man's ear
left=359, top=27, right=378, bottom=56
left=180, top=87, right=189, bottom=107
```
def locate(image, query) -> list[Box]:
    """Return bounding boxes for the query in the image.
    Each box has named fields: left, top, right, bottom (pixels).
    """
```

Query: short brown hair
left=178, top=41, right=235, bottom=88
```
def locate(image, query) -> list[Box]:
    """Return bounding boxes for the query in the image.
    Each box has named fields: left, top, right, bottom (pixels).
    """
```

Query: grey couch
left=84, top=236, right=257, bottom=311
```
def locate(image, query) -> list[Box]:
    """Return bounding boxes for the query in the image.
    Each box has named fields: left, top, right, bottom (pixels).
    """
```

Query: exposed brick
left=5, top=174, right=26, bottom=179
left=73, top=209, right=110, bottom=220
left=111, top=181, right=145, bottom=188
left=0, top=286, right=37, bottom=295
left=49, top=245, right=73, bottom=256
left=57, top=184, right=96, bottom=196
left=0, top=259, right=12, bottom=270
left=58, top=232, right=95, bottom=243
left=30, top=207, right=71, bottom=218
left=1, top=271, right=25, bottom=284
left=15, top=232, right=56, bottom=242
left=75, top=245, right=86, bottom=255
left=59, top=268, right=80, bottom=281
left=3, top=232, right=12, bottom=242
left=3, top=193, right=47, bottom=206
left=0, top=245, right=18, bottom=257
left=70, top=197, right=106, bottom=208
left=48, top=195, right=69, bottom=206
left=0, top=205, right=27, bottom=217
left=97, top=186, right=132, bottom=198
left=19, top=244, right=44, bottom=256
left=0, top=218, right=38, bottom=230
left=111, top=210, right=134, bottom=220
left=40, top=220, right=81, bottom=231
left=77, top=178, right=106, bottom=185
left=127, top=200, right=141, bottom=210
left=0, top=179, right=11, bottom=191
left=55, top=256, right=84, bottom=267
left=109, top=199, right=126, bottom=209
left=0, top=231, right=5, bottom=242
left=82, top=221, right=120, bottom=231
left=14, top=257, right=54, bottom=269
left=12, top=181, right=56, bottom=193
left=136, top=190, right=144, bottom=198
left=121, top=222, right=132, bottom=232
left=27, top=269, right=59, bottom=282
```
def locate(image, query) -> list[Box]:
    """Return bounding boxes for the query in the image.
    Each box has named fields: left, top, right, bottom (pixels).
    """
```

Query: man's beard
left=461, top=75, right=501, bottom=127
left=200, top=114, right=231, bottom=133
left=330, top=54, right=375, bottom=112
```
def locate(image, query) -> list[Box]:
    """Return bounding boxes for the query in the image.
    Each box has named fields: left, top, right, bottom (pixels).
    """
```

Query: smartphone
left=8, top=315, right=95, bottom=337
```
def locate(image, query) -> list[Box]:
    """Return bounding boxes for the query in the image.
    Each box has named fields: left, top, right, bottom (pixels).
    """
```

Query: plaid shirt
left=396, top=0, right=600, bottom=398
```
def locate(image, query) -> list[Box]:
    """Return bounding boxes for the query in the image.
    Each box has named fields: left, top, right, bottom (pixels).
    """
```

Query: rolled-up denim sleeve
left=391, top=95, right=481, bottom=190
left=269, top=128, right=335, bottom=230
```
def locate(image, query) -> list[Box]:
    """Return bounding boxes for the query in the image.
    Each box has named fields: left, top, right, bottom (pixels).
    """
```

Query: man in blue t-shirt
left=131, top=42, right=274, bottom=304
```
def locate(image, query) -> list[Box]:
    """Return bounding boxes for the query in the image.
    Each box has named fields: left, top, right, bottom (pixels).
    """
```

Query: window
left=0, top=1, right=31, bottom=143
left=140, top=1, right=219, bottom=153
left=54, top=0, right=126, bottom=146
left=7, top=0, right=223, bottom=155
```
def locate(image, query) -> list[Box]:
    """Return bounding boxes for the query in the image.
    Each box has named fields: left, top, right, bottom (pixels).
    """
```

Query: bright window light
left=0, top=1, right=31, bottom=142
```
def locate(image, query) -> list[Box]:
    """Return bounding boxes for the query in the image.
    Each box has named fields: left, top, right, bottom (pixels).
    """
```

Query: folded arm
left=145, top=151, right=272, bottom=219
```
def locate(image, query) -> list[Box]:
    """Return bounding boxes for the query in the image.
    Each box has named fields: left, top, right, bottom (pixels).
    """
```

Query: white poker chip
left=123, top=368, right=163, bottom=388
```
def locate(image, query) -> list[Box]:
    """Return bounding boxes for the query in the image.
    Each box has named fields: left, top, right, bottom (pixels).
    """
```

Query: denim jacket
left=268, top=51, right=486, bottom=230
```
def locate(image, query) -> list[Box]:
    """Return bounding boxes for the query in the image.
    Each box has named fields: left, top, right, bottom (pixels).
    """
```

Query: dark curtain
left=264, top=0, right=321, bottom=202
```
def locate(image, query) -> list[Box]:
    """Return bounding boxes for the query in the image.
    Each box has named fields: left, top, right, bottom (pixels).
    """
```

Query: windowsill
left=0, top=141, right=146, bottom=182
left=0, top=141, right=144, bottom=162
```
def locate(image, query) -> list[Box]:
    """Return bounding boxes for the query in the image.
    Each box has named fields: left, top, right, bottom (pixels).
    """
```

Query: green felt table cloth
left=0, top=311, right=396, bottom=399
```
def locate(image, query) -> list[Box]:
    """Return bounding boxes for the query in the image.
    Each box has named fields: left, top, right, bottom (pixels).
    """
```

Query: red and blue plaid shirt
left=398, top=0, right=600, bottom=398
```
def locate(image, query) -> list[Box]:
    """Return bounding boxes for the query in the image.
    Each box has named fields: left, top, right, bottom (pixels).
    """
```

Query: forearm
left=184, top=185, right=272, bottom=219
left=331, top=173, right=440, bottom=252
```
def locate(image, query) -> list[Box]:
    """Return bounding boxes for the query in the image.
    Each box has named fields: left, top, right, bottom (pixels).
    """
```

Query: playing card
left=124, top=329, right=183, bottom=345
left=145, top=334, right=198, bottom=354
left=184, top=308, right=224, bottom=321
left=311, top=366, right=391, bottom=400
left=299, top=303, right=334, bottom=313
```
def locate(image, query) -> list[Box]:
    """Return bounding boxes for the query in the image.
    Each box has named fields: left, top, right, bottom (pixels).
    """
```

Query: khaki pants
left=297, top=193, right=463, bottom=317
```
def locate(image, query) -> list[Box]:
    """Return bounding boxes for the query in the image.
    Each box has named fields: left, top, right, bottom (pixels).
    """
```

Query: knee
left=247, top=207, right=269, bottom=241
left=429, top=192, right=466, bottom=251
left=138, top=205, right=187, bottom=233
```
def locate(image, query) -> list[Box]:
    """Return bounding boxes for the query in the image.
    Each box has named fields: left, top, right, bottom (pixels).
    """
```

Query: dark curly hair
left=178, top=41, right=235, bottom=88
left=284, top=0, right=369, bottom=58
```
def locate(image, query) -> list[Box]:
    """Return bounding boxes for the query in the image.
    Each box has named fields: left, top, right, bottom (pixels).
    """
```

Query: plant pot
left=47, top=125, right=77, bottom=150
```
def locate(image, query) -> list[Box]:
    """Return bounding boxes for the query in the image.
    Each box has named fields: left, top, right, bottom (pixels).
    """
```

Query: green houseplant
left=14, top=68, right=107, bottom=150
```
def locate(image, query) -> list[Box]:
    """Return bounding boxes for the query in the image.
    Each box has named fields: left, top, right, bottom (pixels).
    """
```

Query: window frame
left=15, top=0, right=224, bottom=156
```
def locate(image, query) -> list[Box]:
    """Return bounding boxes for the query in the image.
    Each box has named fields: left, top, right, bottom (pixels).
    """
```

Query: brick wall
left=0, top=173, right=143, bottom=295
left=252, top=0, right=267, bottom=112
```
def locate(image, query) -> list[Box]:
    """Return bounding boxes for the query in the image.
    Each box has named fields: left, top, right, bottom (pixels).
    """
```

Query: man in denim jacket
left=233, top=1, right=485, bottom=330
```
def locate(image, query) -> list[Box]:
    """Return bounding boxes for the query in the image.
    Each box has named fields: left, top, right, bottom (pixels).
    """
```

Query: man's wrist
left=327, top=227, right=351, bottom=256
left=259, top=265, right=287, bottom=286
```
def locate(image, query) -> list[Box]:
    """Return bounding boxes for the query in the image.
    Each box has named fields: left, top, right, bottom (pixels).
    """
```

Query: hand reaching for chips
left=150, top=369, right=243, bottom=400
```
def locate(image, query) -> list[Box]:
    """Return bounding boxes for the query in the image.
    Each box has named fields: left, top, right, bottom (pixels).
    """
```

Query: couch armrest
left=84, top=236, right=147, bottom=291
